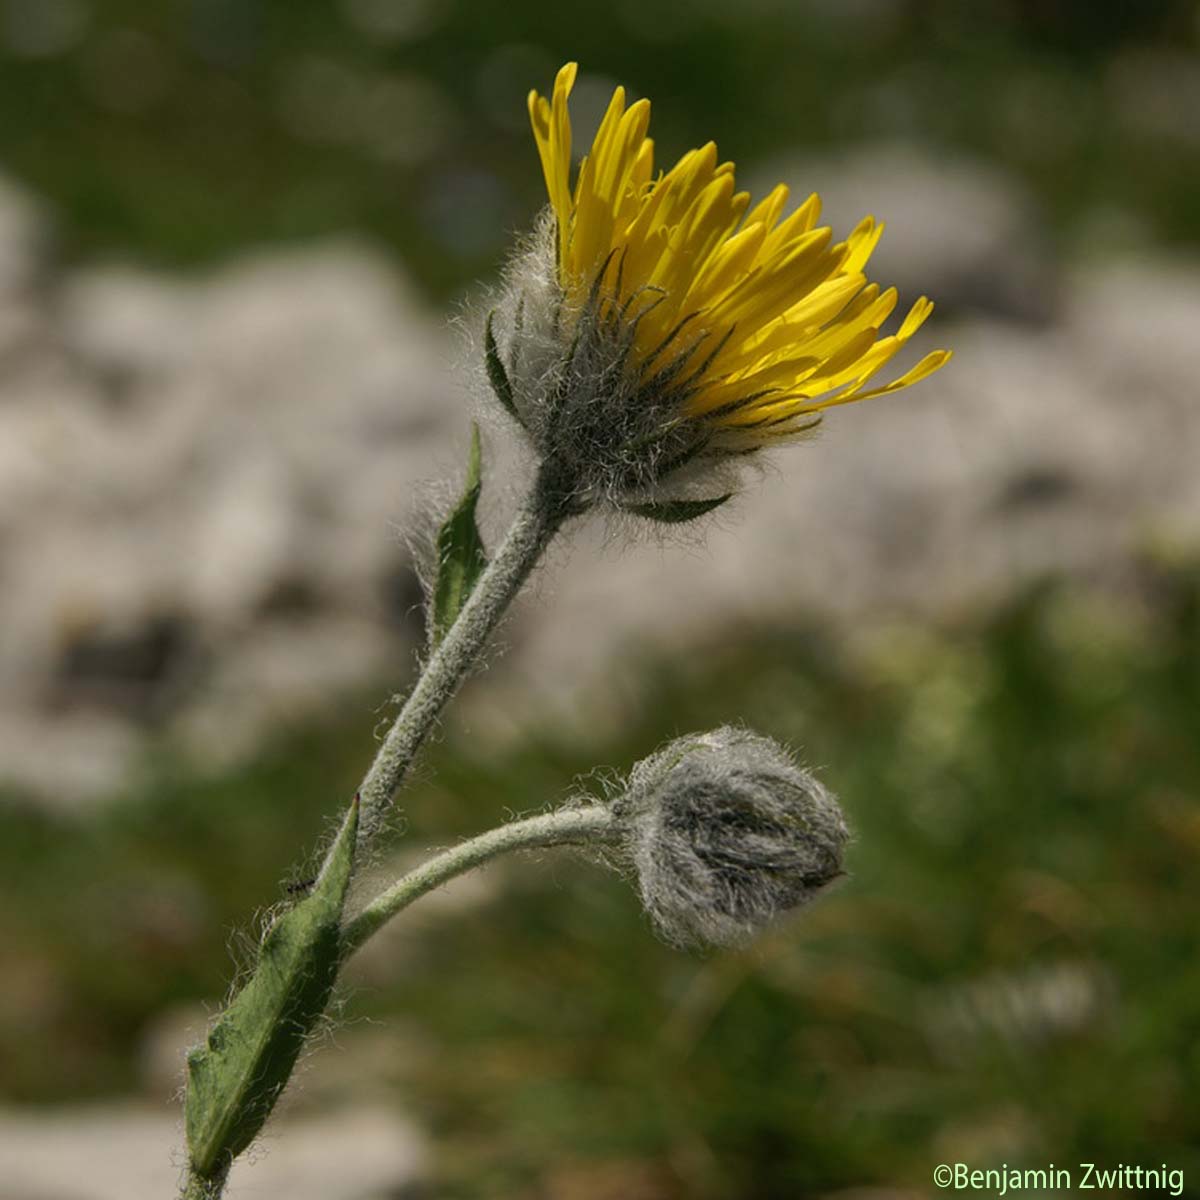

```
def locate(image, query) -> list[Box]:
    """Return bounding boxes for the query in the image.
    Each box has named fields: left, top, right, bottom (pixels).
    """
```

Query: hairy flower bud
left=611, top=727, right=849, bottom=948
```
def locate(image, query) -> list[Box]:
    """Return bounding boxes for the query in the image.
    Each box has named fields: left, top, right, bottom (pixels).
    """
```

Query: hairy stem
left=355, top=466, right=574, bottom=845
left=342, top=804, right=617, bottom=956
left=180, top=464, right=578, bottom=1200
left=181, top=1164, right=228, bottom=1200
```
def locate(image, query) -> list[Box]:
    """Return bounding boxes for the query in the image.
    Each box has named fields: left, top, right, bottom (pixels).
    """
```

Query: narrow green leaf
left=184, top=797, right=359, bottom=1180
left=621, top=494, right=734, bottom=524
left=431, top=425, right=488, bottom=647
left=484, top=310, right=523, bottom=426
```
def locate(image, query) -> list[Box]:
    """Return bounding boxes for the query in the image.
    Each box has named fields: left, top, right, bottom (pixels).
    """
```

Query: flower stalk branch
left=341, top=804, right=618, bottom=957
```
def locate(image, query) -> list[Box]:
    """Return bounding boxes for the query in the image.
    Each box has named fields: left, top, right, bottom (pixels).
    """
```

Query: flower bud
left=611, top=727, right=848, bottom=948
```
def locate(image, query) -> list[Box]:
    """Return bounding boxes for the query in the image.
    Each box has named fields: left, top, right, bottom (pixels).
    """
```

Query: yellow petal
left=527, top=62, right=578, bottom=265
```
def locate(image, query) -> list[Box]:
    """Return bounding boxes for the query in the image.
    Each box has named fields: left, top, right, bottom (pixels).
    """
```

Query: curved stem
left=354, top=466, right=573, bottom=845
left=341, top=805, right=617, bottom=957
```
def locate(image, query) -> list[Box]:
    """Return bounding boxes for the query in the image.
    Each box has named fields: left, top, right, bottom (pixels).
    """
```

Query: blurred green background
left=3, top=0, right=1199, bottom=295
left=2, top=2, right=1199, bottom=1198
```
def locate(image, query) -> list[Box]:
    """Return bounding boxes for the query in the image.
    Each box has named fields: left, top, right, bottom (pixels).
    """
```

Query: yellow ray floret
left=528, top=63, right=950, bottom=435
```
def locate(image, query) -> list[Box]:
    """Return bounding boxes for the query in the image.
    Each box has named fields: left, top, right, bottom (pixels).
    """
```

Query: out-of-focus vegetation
left=1, top=0, right=1198, bottom=297
left=3, top=563, right=1198, bottom=1196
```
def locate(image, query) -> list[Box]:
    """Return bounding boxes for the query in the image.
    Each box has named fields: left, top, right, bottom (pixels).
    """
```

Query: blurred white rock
left=0, top=186, right=460, bottom=805
left=0, top=165, right=1197, bottom=805
left=0, top=1103, right=426, bottom=1200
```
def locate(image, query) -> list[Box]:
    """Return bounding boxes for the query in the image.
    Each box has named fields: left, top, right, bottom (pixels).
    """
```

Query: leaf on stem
left=431, top=425, right=488, bottom=647
left=184, top=797, right=359, bottom=1181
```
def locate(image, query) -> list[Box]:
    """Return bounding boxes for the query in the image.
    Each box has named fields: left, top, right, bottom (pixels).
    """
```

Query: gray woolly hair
left=487, top=213, right=765, bottom=512
left=610, top=726, right=849, bottom=948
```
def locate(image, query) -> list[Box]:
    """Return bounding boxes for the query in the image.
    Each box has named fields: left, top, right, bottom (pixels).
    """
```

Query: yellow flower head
left=492, top=62, right=951, bottom=510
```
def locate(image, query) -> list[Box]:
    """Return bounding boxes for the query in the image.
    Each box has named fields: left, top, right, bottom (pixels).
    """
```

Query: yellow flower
left=527, top=62, right=950, bottom=441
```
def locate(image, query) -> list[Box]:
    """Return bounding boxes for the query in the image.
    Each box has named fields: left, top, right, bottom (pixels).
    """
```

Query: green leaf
left=184, top=797, right=359, bottom=1180
left=484, top=310, right=522, bottom=426
left=431, top=425, right=488, bottom=647
left=621, top=494, right=734, bottom=524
